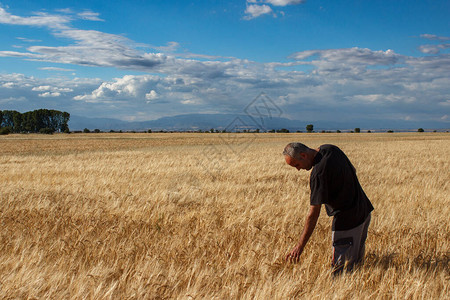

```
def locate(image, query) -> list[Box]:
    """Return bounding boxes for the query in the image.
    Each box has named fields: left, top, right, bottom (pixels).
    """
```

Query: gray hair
left=283, top=142, right=310, bottom=160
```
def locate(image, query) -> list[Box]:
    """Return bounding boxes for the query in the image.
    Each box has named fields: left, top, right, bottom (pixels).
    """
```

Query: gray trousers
left=331, top=213, right=371, bottom=274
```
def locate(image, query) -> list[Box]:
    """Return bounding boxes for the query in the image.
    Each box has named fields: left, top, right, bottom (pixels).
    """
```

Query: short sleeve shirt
left=310, top=144, right=374, bottom=231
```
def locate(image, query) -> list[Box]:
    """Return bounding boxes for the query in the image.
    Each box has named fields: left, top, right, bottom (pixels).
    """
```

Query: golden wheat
left=0, top=132, right=448, bottom=299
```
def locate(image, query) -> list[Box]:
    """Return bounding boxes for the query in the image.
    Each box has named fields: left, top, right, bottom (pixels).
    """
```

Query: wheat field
left=0, top=132, right=448, bottom=299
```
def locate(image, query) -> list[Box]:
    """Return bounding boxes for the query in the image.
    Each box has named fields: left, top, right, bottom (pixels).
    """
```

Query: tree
left=418, top=128, right=424, bottom=132
left=1, top=109, right=70, bottom=133
left=60, top=111, right=70, bottom=132
left=0, top=110, right=23, bottom=132
left=355, top=128, right=361, bottom=133
left=306, top=124, right=314, bottom=133
left=1, top=110, right=18, bottom=129
left=12, top=111, right=23, bottom=132
left=83, top=128, right=91, bottom=133
left=0, top=127, right=11, bottom=135
left=39, top=127, right=54, bottom=134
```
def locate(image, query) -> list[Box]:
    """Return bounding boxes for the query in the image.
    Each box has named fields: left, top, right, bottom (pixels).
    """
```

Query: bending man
left=283, top=143, right=374, bottom=274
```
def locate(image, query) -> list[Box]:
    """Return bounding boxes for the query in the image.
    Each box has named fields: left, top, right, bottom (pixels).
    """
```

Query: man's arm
left=286, top=204, right=321, bottom=262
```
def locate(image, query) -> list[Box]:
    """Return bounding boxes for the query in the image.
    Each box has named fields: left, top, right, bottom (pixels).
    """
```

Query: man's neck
left=311, top=148, right=322, bottom=167
left=312, top=148, right=320, bottom=158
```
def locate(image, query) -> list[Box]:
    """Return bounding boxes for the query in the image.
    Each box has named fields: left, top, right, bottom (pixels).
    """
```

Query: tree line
left=0, top=109, right=70, bottom=134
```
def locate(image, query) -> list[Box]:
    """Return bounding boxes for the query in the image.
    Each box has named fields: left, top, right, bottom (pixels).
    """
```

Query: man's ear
left=299, top=152, right=308, bottom=160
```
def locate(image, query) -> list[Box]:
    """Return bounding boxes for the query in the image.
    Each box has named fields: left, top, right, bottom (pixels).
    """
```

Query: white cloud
left=418, top=34, right=450, bottom=55
left=180, top=99, right=199, bottom=105
left=418, top=43, right=450, bottom=54
left=1, top=27, right=168, bottom=71
left=0, top=7, right=70, bottom=29
left=77, top=11, right=104, bottom=21
left=0, top=73, right=103, bottom=112
left=347, top=94, right=416, bottom=104
left=58, top=88, right=73, bottom=92
left=265, top=0, right=305, bottom=6
left=38, top=92, right=61, bottom=97
left=0, top=7, right=104, bottom=30
left=244, top=0, right=305, bottom=19
left=0, top=8, right=449, bottom=126
left=0, top=50, right=41, bottom=58
left=420, top=34, right=450, bottom=41
left=153, top=42, right=180, bottom=52
left=74, top=75, right=162, bottom=102
left=145, top=90, right=159, bottom=101
left=32, top=85, right=73, bottom=92
left=2, top=52, right=449, bottom=125
left=405, top=55, right=450, bottom=75
left=32, top=85, right=52, bottom=91
left=246, top=0, right=305, bottom=6
left=0, top=7, right=228, bottom=74
left=39, top=67, right=75, bottom=72
left=55, top=8, right=73, bottom=14
left=2, top=82, right=15, bottom=88
left=291, top=48, right=401, bottom=66
left=244, top=4, right=273, bottom=20
left=16, top=37, right=42, bottom=43
left=347, top=94, right=384, bottom=103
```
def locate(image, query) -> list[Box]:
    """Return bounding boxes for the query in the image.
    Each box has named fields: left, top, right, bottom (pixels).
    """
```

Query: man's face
left=284, top=154, right=312, bottom=171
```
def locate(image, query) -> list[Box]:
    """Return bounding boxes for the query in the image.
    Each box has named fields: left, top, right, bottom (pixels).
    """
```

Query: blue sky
left=0, top=0, right=449, bottom=127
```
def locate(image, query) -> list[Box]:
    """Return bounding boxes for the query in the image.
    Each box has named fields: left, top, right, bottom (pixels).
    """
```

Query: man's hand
left=286, top=244, right=303, bottom=263
left=285, top=204, right=321, bottom=264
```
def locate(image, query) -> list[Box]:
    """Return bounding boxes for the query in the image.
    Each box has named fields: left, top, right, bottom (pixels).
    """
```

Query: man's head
left=283, top=142, right=316, bottom=171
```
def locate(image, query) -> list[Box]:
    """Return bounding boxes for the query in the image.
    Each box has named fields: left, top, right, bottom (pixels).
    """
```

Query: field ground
left=0, top=132, right=449, bottom=299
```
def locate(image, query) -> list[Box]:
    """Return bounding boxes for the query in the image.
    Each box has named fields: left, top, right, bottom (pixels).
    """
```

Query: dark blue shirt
left=310, top=144, right=374, bottom=230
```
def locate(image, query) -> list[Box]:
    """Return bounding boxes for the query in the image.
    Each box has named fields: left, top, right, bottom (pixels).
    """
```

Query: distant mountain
left=69, top=113, right=449, bottom=132
left=69, top=115, right=131, bottom=131
left=69, top=114, right=304, bottom=131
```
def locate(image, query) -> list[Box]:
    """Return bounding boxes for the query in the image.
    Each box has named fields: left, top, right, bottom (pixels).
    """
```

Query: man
left=283, top=142, right=374, bottom=274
